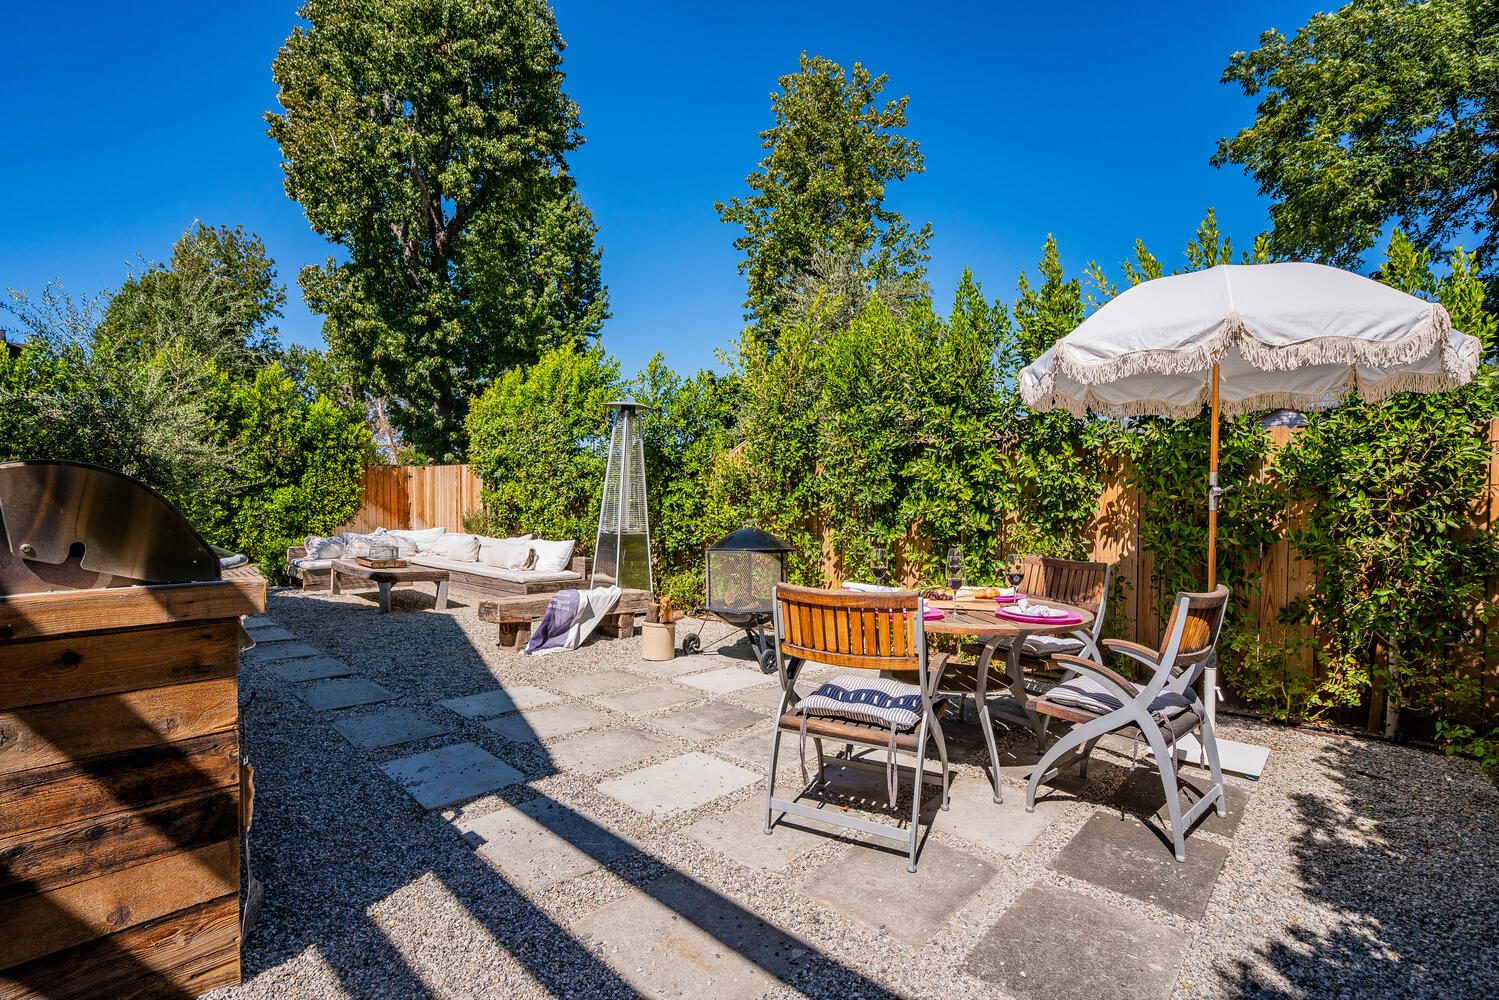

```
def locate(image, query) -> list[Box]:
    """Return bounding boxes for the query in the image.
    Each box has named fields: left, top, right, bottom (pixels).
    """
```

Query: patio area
left=214, top=585, right=1499, bottom=1000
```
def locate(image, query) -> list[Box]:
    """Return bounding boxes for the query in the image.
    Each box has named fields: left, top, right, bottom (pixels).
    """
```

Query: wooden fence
left=337, top=464, right=483, bottom=535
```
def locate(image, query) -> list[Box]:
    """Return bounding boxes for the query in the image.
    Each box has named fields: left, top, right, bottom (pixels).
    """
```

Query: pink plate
left=996, top=607, right=1082, bottom=625
left=993, top=592, right=1025, bottom=605
left=923, top=608, right=945, bottom=621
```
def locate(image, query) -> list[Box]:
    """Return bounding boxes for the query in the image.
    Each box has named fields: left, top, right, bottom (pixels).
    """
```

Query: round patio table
left=924, top=600, right=1095, bottom=804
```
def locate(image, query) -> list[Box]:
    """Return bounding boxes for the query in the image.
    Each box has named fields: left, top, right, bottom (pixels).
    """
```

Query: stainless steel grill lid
left=0, top=460, right=220, bottom=592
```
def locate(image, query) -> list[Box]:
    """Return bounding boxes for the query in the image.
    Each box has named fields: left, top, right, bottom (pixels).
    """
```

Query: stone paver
left=965, top=885, right=1186, bottom=1000
left=678, top=667, right=775, bottom=695
left=547, top=728, right=677, bottom=775
left=440, top=685, right=559, bottom=719
left=485, top=704, right=611, bottom=743
left=724, top=683, right=789, bottom=713
left=714, top=730, right=798, bottom=776
left=572, top=873, right=816, bottom=1000
left=244, top=614, right=271, bottom=627
left=545, top=670, right=645, bottom=697
left=1050, top=812, right=1230, bottom=920
left=596, top=684, right=699, bottom=716
left=295, top=678, right=395, bottom=711
left=937, top=776, right=1060, bottom=856
left=246, top=625, right=296, bottom=643
left=332, top=708, right=451, bottom=750
left=382, top=742, right=523, bottom=810
left=244, top=642, right=321, bottom=664
left=684, top=797, right=845, bottom=872
left=649, top=701, right=763, bottom=743
left=267, top=656, right=355, bottom=683
left=802, top=839, right=996, bottom=946
left=1115, top=769, right=1252, bottom=838
left=456, top=797, right=635, bottom=893
left=599, top=751, right=760, bottom=816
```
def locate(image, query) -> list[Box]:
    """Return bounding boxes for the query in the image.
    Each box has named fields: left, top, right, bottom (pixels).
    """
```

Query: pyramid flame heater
left=592, top=400, right=653, bottom=592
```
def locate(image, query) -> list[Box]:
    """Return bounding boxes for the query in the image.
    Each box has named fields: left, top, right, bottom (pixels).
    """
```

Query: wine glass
left=945, top=545, right=966, bottom=597
left=1006, top=554, right=1025, bottom=592
left=869, top=544, right=889, bottom=586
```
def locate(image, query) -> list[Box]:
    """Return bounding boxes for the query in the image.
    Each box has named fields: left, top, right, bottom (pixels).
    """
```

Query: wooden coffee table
left=329, top=559, right=450, bottom=614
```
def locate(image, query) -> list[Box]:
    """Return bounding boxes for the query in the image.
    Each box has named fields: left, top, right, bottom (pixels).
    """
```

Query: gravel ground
left=208, top=584, right=1499, bottom=1000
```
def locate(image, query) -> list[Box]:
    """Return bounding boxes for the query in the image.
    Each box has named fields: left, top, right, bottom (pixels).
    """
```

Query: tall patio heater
left=592, top=400, right=653, bottom=592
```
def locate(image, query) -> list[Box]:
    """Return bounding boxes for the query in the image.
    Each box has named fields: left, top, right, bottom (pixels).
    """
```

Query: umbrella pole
left=1207, top=362, right=1221, bottom=590
left=1203, top=362, right=1222, bottom=752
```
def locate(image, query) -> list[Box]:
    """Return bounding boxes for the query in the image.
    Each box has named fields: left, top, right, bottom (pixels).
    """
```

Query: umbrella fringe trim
left=1044, top=303, right=1456, bottom=385
left=1022, top=303, right=1479, bottom=418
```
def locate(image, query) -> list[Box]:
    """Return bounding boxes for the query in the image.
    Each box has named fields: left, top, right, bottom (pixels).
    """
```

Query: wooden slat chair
left=1010, top=555, right=1113, bottom=665
left=1025, top=585, right=1230, bottom=862
left=766, top=583, right=951, bottom=873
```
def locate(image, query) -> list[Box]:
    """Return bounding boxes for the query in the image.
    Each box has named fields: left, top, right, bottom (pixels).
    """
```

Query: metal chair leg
left=1143, top=725, right=1188, bottom=862
left=763, top=727, right=782, bottom=835
left=908, top=735, right=928, bottom=873
left=930, top=718, right=951, bottom=810
left=1200, top=712, right=1228, bottom=818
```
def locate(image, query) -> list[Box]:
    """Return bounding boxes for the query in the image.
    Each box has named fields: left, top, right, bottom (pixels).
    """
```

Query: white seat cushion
left=479, top=539, right=533, bottom=570
left=384, top=526, right=445, bottom=550
left=291, top=557, right=333, bottom=571
left=408, top=554, right=581, bottom=584
left=430, top=533, right=482, bottom=562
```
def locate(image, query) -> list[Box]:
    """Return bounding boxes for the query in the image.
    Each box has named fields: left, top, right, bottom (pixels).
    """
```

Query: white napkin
left=1015, top=599, right=1065, bottom=618
left=842, top=581, right=902, bottom=593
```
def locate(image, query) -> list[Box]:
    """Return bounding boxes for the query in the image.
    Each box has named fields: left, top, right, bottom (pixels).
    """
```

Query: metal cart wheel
left=757, top=647, right=778, bottom=674
left=681, top=633, right=702, bottom=656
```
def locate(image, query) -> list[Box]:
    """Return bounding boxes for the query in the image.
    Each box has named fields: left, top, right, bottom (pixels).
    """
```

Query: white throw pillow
left=480, top=539, right=534, bottom=570
left=530, top=538, right=575, bottom=573
left=432, top=533, right=482, bottom=562
left=304, top=535, right=345, bottom=559
left=385, top=526, right=445, bottom=551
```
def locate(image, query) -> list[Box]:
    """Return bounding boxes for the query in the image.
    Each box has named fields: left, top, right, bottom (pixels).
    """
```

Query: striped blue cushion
left=798, top=674, right=925, bottom=731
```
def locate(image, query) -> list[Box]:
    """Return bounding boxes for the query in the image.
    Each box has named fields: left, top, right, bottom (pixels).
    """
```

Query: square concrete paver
left=332, top=708, right=451, bottom=749
left=684, top=797, right=846, bottom=872
left=267, top=656, right=355, bottom=683
left=440, top=685, right=559, bottom=719
left=573, top=873, right=816, bottom=1000
left=295, top=678, right=395, bottom=711
left=599, top=751, right=761, bottom=816
left=714, top=730, right=799, bottom=776
left=649, top=702, right=764, bottom=743
left=244, top=615, right=271, bottom=627
left=548, top=728, right=677, bottom=775
left=1051, top=812, right=1231, bottom=920
left=246, top=625, right=296, bottom=643
left=1115, top=769, right=1252, bottom=838
left=456, top=797, right=635, bottom=892
left=382, top=742, right=523, bottom=810
left=802, top=838, right=996, bottom=945
left=597, top=684, right=699, bottom=716
left=678, top=667, right=775, bottom=696
left=546, top=670, right=644, bottom=697
left=725, top=683, right=789, bottom=713
left=245, top=642, right=321, bottom=664
left=486, top=704, right=611, bottom=743
left=966, top=885, right=1186, bottom=1000
left=937, top=776, right=1060, bottom=857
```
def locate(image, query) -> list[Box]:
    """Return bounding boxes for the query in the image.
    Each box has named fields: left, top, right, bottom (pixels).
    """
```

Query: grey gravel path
left=207, top=583, right=1499, bottom=1000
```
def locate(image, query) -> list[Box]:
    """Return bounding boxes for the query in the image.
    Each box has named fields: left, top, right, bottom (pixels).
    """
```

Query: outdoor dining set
left=758, top=556, right=1230, bottom=873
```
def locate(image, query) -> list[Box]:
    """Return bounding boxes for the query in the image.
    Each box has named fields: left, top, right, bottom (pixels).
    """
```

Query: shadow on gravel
left=1215, top=737, right=1499, bottom=999
left=242, top=587, right=903, bottom=998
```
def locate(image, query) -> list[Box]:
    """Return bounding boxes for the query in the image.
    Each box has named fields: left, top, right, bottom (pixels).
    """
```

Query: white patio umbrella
left=1017, top=262, right=1482, bottom=773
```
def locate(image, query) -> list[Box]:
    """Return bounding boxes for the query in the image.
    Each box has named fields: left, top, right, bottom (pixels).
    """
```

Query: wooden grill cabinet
left=0, top=461, right=264, bottom=999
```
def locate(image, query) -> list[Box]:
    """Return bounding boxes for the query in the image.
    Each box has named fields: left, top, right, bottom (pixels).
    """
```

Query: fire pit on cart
left=681, top=524, right=801, bottom=674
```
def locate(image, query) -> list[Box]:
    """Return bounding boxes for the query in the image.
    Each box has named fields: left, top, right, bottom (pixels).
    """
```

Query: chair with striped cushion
left=766, top=583, right=951, bottom=873
left=1025, top=585, right=1230, bottom=862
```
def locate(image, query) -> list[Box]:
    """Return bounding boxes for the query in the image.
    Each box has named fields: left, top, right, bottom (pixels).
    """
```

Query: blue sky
left=1, top=1, right=1326, bottom=376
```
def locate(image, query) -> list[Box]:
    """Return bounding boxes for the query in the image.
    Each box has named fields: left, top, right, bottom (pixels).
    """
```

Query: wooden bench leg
left=434, top=579, right=449, bottom=611
left=495, top=618, right=531, bottom=651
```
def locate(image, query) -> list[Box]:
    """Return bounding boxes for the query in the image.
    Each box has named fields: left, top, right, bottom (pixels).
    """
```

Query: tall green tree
left=269, top=0, right=609, bottom=460
left=96, top=223, right=286, bottom=378
left=1213, top=0, right=1499, bottom=281
left=716, top=53, right=931, bottom=338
